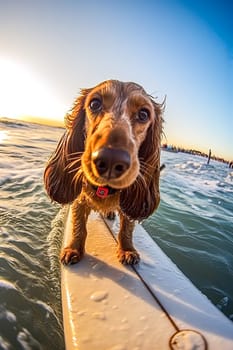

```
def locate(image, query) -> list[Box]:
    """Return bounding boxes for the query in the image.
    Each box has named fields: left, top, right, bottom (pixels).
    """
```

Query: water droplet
left=173, top=288, right=180, bottom=294
left=90, top=290, right=108, bottom=302
left=92, top=262, right=104, bottom=271
left=77, top=310, right=87, bottom=317
left=108, top=345, right=126, bottom=350
left=139, top=315, right=147, bottom=321
left=92, top=312, right=106, bottom=320
left=142, top=261, right=155, bottom=268
left=124, top=293, right=130, bottom=299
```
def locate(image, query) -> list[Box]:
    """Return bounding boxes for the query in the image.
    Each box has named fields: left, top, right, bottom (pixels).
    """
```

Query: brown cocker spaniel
left=44, top=80, right=164, bottom=265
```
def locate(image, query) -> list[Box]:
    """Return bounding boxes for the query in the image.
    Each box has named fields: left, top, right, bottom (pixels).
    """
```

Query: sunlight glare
left=0, top=130, right=8, bottom=143
left=0, top=58, right=66, bottom=120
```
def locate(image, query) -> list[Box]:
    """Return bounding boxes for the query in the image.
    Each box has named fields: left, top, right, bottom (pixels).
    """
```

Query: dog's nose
left=92, top=147, right=130, bottom=179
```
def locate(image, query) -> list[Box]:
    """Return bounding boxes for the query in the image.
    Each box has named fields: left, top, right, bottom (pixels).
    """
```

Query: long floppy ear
left=120, top=100, right=164, bottom=221
left=44, top=90, right=89, bottom=204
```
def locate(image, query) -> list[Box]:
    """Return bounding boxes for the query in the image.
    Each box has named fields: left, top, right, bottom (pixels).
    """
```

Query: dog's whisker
left=140, top=160, right=155, bottom=171
left=65, top=161, right=81, bottom=173
left=68, top=151, right=83, bottom=157
left=71, top=170, right=83, bottom=187
left=67, top=154, right=82, bottom=162
left=139, top=164, right=153, bottom=180
left=137, top=173, right=147, bottom=189
left=65, top=161, right=82, bottom=170
left=67, top=167, right=80, bottom=174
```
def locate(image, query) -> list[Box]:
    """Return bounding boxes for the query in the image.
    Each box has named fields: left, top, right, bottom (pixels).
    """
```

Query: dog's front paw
left=105, top=211, right=116, bottom=220
left=117, top=249, right=140, bottom=265
left=60, top=247, right=84, bottom=265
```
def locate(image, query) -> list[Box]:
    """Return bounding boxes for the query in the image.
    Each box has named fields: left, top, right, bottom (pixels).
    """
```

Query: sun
left=0, top=57, right=66, bottom=121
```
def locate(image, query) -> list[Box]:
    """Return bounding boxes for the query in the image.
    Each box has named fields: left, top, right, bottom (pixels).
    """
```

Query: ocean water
left=143, top=150, right=233, bottom=320
left=0, top=118, right=65, bottom=349
left=0, top=118, right=232, bottom=349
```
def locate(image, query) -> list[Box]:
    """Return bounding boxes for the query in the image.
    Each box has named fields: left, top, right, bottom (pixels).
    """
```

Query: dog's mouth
left=85, top=173, right=132, bottom=191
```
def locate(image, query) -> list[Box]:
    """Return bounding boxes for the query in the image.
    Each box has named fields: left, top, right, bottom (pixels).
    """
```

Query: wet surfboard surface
left=61, top=208, right=233, bottom=350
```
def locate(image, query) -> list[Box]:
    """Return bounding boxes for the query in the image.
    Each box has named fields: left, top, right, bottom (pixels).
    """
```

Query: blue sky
left=0, top=0, right=232, bottom=160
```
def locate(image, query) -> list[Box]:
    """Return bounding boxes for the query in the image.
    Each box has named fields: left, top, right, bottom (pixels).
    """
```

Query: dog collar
left=85, top=180, right=118, bottom=198
left=95, top=185, right=118, bottom=198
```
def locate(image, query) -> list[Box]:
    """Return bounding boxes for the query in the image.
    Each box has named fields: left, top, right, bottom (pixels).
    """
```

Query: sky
left=0, top=0, right=232, bottom=160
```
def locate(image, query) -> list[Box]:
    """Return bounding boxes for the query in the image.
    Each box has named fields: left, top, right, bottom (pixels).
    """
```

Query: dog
left=44, top=80, right=164, bottom=265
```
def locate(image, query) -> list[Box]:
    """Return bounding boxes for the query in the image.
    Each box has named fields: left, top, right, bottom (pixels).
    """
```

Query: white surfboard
left=61, top=207, right=233, bottom=350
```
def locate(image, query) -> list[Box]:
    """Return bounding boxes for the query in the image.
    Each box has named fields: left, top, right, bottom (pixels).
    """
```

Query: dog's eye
left=137, top=108, right=150, bottom=123
left=89, top=98, right=102, bottom=113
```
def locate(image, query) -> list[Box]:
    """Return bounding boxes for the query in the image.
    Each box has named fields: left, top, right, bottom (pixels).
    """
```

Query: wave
left=0, top=117, right=31, bottom=129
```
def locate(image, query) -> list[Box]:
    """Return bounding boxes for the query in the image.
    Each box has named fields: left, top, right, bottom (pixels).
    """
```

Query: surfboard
left=61, top=207, right=233, bottom=349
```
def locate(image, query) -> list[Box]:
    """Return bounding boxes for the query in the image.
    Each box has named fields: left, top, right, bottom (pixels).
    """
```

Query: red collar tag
left=96, top=186, right=109, bottom=198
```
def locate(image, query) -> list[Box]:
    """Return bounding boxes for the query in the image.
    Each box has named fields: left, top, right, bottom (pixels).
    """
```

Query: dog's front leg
left=61, top=199, right=91, bottom=265
left=117, top=213, right=140, bottom=265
